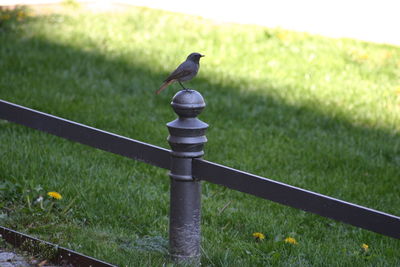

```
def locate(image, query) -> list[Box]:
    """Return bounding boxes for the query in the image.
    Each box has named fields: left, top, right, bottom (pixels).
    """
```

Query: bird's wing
left=164, top=61, right=194, bottom=82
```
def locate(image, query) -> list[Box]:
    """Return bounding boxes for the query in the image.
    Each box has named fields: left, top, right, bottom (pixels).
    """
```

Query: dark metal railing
left=0, top=226, right=116, bottom=267
left=0, top=90, right=399, bottom=266
left=0, top=99, right=170, bottom=169
left=193, top=159, right=400, bottom=239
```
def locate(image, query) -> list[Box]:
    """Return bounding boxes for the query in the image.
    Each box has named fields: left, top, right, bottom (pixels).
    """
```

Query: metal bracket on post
left=166, top=89, right=208, bottom=265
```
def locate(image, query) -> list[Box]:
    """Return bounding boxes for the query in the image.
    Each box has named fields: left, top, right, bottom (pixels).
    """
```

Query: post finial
left=167, top=89, right=208, bottom=160
left=170, top=89, right=206, bottom=118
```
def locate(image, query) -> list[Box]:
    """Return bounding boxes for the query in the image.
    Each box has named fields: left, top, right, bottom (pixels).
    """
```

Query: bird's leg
left=178, top=81, right=187, bottom=90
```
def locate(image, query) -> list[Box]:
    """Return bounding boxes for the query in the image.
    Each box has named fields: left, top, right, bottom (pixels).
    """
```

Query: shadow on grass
left=0, top=12, right=399, bottom=217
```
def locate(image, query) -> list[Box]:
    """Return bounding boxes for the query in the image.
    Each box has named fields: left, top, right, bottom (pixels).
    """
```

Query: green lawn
left=0, top=4, right=399, bottom=266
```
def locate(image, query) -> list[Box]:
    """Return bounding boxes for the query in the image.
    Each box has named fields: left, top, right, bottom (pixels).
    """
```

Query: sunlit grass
left=0, top=4, right=399, bottom=266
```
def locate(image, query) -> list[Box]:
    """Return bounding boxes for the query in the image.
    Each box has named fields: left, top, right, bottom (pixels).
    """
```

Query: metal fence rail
left=0, top=99, right=170, bottom=169
left=0, top=226, right=116, bottom=267
left=0, top=91, right=399, bottom=265
left=193, top=159, right=400, bottom=239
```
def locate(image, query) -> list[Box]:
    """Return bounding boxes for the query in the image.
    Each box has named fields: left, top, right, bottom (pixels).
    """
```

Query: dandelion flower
left=361, top=243, right=369, bottom=252
left=395, top=86, right=400, bottom=96
left=252, top=232, right=265, bottom=241
left=284, top=237, right=298, bottom=245
left=358, top=53, right=369, bottom=60
left=1, top=14, right=11, bottom=21
left=16, top=10, right=28, bottom=21
left=47, top=191, right=62, bottom=200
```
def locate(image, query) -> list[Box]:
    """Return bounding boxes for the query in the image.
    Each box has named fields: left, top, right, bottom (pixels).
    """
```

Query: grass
left=0, top=4, right=399, bottom=266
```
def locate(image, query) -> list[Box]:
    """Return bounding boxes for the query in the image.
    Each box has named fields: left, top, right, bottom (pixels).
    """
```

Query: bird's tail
left=155, top=80, right=175, bottom=94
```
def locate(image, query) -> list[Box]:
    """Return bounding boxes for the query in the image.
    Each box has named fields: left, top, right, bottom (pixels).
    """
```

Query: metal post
left=166, top=89, right=208, bottom=265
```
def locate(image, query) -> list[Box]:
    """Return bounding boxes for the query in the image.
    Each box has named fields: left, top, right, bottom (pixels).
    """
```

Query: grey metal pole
left=166, top=89, right=208, bottom=265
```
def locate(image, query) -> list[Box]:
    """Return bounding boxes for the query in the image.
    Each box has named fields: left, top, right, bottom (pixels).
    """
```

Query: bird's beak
left=201, top=54, right=205, bottom=57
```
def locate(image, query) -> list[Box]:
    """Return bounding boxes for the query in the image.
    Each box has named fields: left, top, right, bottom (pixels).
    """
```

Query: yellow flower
left=361, top=243, right=369, bottom=251
left=252, top=232, right=265, bottom=241
left=16, top=11, right=26, bottom=21
left=277, top=32, right=290, bottom=41
left=284, top=237, right=298, bottom=245
left=358, top=53, right=369, bottom=60
left=1, top=14, right=11, bottom=21
left=47, top=191, right=62, bottom=200
left=395, top=86, right=400, bottom=96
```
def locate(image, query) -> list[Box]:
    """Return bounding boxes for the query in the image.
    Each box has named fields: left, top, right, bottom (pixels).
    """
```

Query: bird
left=155, top=52, right=205, bottom=94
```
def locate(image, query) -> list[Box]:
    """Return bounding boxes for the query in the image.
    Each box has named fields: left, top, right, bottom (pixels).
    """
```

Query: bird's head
left=187, top=52, right=205, bottom=63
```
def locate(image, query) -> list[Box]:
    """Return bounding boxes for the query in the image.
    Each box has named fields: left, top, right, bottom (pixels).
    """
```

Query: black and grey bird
left=156, top=52, right=205, bottom=94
